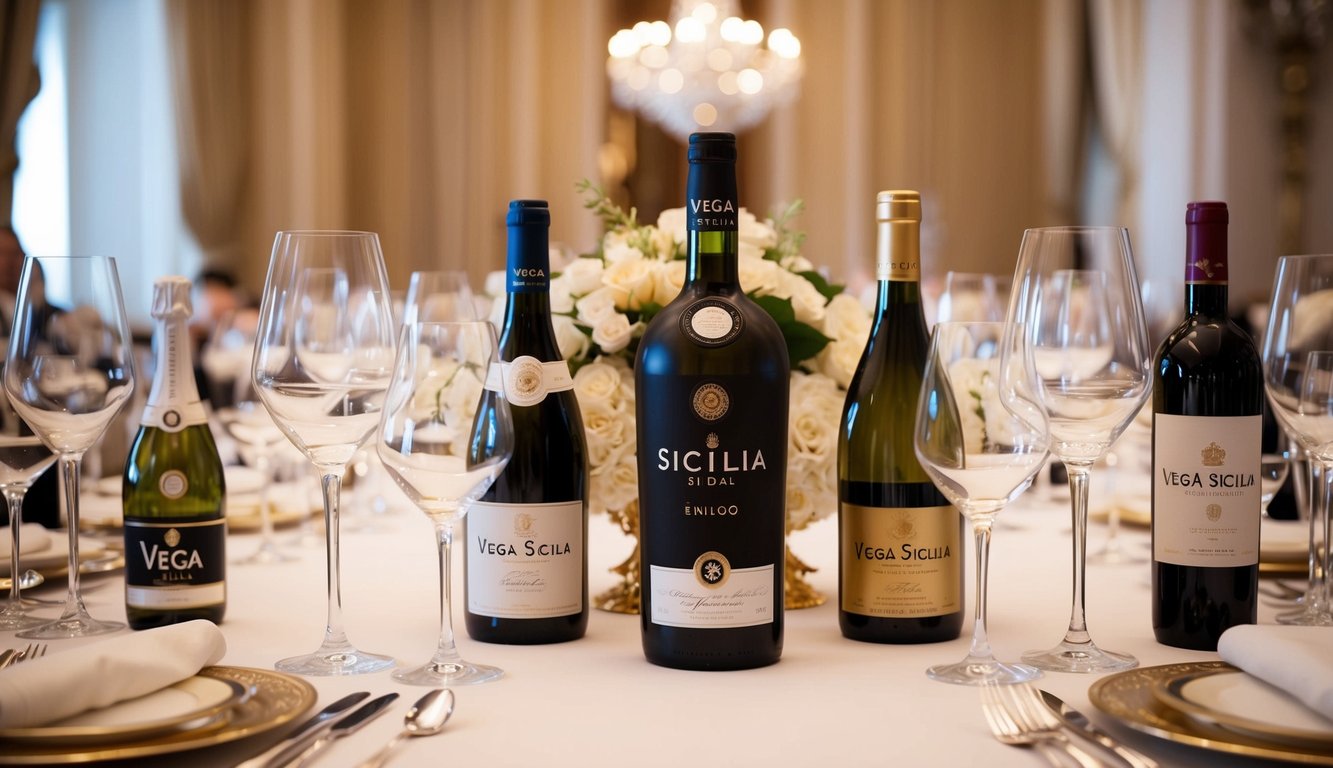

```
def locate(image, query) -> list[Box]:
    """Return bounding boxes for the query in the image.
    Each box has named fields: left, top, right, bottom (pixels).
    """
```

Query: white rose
left=774, top=269, right=827, bottom=324
left=818, top=338, right=863, bottom=389
left=656, top=208, right=687, bottom=243
left=591, top=452, right=639, bottom=516
left=737, top=254, right=781, bottom=296
left=561, top=256, right=605, bottom=295
left=591, top=313, right=637, bottom=354
left=548, top=275, right=575, bottom=314
left=602, top=258, right=659, bottom=311
left=783, top=255, right=814, bottom=273
left=573, top=360, right=625, bottom=410
left=581, top=397, right=633, bottom=469
left=738, top=208, right=777, bottom=250
left=785, top=481, right=817, bottom=532
left=603, top=238, right=643, bottom=266
left=576, top=286, right=619, bottom=326
left=552, top=315, right=590, bottom=362
left=821, top=292, right=871, bottom=346
left=483, top=270, right=506, bottom=298
left=739, top=241, right=766, bottom=262
left=652, top=260, right=687, bottom=306
left=487, top=292, right=506, bottom=330
left=788, top=372, right=842, bottom=469
left=649, top=227, right=678, bottom=261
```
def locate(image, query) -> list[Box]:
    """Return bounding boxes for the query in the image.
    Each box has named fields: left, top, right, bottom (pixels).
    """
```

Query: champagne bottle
left=1152, top=201, right=1261, bottom=650
left=837, top=191, right=964, bottom=643
left=466, top=199, right=589, bottom=644
left=124, top=276, right=227, bottom=629
left=636, top=132, right=789, bottom=670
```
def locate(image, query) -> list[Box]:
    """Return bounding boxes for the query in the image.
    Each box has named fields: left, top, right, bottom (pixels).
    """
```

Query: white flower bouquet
left=486, top=183, right=871, bottom=538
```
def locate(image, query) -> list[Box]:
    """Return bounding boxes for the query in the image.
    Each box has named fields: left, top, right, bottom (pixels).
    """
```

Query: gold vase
left=594, top=501, right=826, bottom=613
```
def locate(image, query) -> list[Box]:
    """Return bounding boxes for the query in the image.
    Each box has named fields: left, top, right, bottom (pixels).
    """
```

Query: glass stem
left=1063, top=460, right=1094, bottom=644
left=5, top=489, right=25, bottom=608
left=319, top=470, right=350, bottom=649
left=255, top=450, right=275, bottom=548
left=57, top=456, right=83, bottom=620
left=967, top=516, right=995, bottom=663
left=1315, top=460, right=1331, bottom=613
left=432, top=520, right=463, bottom=665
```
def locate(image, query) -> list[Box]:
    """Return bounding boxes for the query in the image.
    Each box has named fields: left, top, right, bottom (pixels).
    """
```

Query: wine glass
left=0, top=367, right=56, bottom=630
left=936, top=272, right=1006, bottom=323
left=252, top=231, right=398, bottom=674
left=402, top=270, right=476, bottom=325
left=914, top=321, right=1048, bottom=685
left=1007, top=228, right=1151, bottom=672
left=4, top=255, right=136, bottom=638
left=1262, top=255, right=1333, bottom=626
left=1260, top=450, right=1292, bottom=518
left=378, top=321, right=512, bottom=685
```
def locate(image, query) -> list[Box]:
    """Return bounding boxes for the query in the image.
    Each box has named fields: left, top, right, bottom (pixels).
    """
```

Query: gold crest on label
left=692, top=382, right=730, bottom=422
left=705, top=432, right=720, bottom=449
left=693, top=550, right=730, bottom=589
left=1205, top=503, right=1222, bottom=522
left=1200, top=442, right=1226, bottom=467
left=164, top=528, right=181, bottom=547
left=514, top=512, right=535, bottom=536
left=889, top=510, right=916, bottom=540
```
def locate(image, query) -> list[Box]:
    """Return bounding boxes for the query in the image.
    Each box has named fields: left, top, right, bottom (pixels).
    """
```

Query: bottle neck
left=1184, top=217, right=1228, bottom=318
left=148, top=314, right=202, bottom=408
left=502, top=221, right=559, bottom=358
left=685, top=230, right=739, bottom=287
left=683, top=153, right=739, bottom=290
left=1185, top=283, right=1228, bottom=318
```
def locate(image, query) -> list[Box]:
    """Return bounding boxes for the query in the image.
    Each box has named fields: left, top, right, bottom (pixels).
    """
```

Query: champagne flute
left=5, top=255, right=136, bottom=638
left=1008, top=228, right=1150, bottom=672
left=1262, top=254, right=1333, bottom=626
left=915, top=322, right=1047, bottom=684
left=378, top=321, right=512, bottom=685
left=0, top=368, right=56, bottom=630
left=252, top=231, right=397, bottom=674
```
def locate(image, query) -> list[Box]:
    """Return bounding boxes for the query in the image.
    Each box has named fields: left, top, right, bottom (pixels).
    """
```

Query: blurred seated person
left=0, top=227, right=61, bottom=529
left=191, top=269, right=245, bottom=407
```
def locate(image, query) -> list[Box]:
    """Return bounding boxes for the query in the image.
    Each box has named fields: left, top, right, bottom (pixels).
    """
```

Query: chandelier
left=606, top=0, right=803, bottom=141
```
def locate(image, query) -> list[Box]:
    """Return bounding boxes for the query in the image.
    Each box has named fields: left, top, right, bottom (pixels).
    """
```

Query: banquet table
left=0, top=474, right=1318, bottom=768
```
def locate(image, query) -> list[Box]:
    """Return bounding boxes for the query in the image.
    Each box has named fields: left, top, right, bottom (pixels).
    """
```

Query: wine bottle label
left=141, top=295, right=208, bottom=432
left=877, top=256, right=920, bottom=283
left=649, top=557, right=775, bottom=629
left=140, top=402, right=209, bottom=432
left=680, top=299, right=744, bottom=347
left=124, top=519, right=226, bottom=609
left=483, top=356, right=574, bottom=407
left=1152, top=413, right=1260, bottom=567
left=840, top=503, right=960, bottom=617
left=465, top=500, right=583, bottom=618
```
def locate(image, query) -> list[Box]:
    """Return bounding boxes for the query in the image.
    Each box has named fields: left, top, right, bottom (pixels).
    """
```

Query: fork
left=0, top=643, right=46, bottom=671
left=980, top=682, right=1107, bottom=768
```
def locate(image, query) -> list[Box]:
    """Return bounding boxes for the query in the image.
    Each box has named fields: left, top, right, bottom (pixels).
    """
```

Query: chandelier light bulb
left=606, top=0, right=804, bottom=140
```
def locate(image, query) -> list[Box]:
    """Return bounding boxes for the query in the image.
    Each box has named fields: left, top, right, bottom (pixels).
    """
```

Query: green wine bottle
left=123, top=276, right=227, bottom=629
left=837, top=191, right=963, bottom=643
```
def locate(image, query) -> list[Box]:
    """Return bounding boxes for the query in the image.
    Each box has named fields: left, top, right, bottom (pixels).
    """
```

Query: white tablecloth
left=1, top=477, right=1297, bottom=767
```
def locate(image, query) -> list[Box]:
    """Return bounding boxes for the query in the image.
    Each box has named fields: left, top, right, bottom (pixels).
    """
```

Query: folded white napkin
left=1218, top=624, right=1333, bottom=721
left=0, top=524, right=52, bottom=558
left=0, top=620, right=226, bottom=729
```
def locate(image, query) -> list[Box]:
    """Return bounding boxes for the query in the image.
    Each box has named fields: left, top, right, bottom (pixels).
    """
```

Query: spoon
left=357, top=688, right=455, bottom=768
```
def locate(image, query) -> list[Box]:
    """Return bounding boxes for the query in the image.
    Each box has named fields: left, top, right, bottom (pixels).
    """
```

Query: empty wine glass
left=1260, top=451, right=1292, bottom=518
left=936, top=272, right=1006, bottom=324
left=1263, top=255, right=1333, bottom=626
left=378, top=321, right=512, bottom=685
left=252, top=231, right=398, bottom=674
left=915, top=322, right=1048, bottom=685
left=0, top=367, right=56, bottom=630
left=1008, top=228, right=1151, bottom=673
left=5, top=256, right=136, bottom=638
left=402, top=270, right=476, bottom=325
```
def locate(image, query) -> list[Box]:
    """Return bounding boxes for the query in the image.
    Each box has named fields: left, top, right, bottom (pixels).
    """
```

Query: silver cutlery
left=1038, top=688, right=1157, bottom=768
left=980, top=682, right=1108, bottom=768
left=285, top=692, right=399, bottom=768
left=0, top=643, right=46, bottom=671
left=358, top=689, right=454, bottom=768
left=236, top=691, right=371, bottom=768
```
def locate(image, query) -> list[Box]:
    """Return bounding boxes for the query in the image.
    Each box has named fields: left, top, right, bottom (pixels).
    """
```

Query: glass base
left=1277, top=606, right=1333, bottom=626
left=0, top=605, right=47, bottom=631
left=927, top=657, right=1043, bottom=686
left=1086, top=543, right=1147, bottom=566
left=1022, top=640, right=1137, bottom=673
left=233, top=540, right=299, bottom=566
left=17, top=611, right=124, bottom=639
left=392, top=658, right=503, bottom=686
left=276, top=644, right=395, bottom=676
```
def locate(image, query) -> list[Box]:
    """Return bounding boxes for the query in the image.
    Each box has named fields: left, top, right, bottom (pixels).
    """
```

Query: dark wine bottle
left=466, top=199, right=589, bottom=644
left=636, top=132, right=789, bottom=670
left=837, top=191, right=964, bottom=643
left=1152, top=201, right=1261, bottom=650
left=124, top=276, right=227, bottom=629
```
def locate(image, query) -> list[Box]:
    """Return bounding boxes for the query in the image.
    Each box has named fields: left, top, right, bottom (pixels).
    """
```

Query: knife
left=281, top=692, right=400, bottom=768
left=235, top=691, right=371, bottom=768
left=1039, top=689, right=1159, bottom=768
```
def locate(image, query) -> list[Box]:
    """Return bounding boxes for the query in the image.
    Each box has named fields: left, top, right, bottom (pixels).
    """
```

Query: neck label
left=483, top=355, right=573, bottom=406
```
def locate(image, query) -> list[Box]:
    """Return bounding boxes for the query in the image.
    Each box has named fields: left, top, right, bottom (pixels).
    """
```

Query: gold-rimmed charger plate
left=1152, top=667, right=1333, bottom=749
left=1090, top=661, right=1333, bottom=765
left=0, top=666, right=316, bottom=765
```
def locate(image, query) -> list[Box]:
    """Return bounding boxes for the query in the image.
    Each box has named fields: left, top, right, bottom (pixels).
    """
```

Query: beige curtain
left=1087, top=0, right=1143, bottom=234
left=165, top=0, right=251, bottom=270
left=0, top=0, right=39, bottom=228
left=1041, top=0, right=1086, bottom=226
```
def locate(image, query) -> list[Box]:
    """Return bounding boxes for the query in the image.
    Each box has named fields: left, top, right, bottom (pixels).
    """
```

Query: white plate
left=0, top=523, right=53, bottom=558
left=1156, top=667, right=1333, bottom=747
left=0, top=675, right=245, bottom=746
left=1261, top=518, right=1321, bottom=563
left=0, top=536, right=105, bottom=577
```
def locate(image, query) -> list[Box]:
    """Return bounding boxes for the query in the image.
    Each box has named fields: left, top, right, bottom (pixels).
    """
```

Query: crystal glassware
left=5, top=255, right=136, bottom=638
left=915, top=321, right=1048, bottom=684
left=402, top=270, right=476, bottom=325
left=252, top=231, right=398, bottom=674
left=0, top=368, right=56, bottom=630
left=378, top=321, right=512, bottom=685
left=1007, top=227, right=1151, bottom=672
left=936, top=271, right=1007, bottom=324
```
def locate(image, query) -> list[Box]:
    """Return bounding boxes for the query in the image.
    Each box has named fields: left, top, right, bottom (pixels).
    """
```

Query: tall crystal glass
left=1261, top=253, right=1333, bottom=626
left=252, top=231, right=397, bottom=674
left=936, top=272, right=1007, bottom=324
left=378, top=321, right=512, bottom=685
left=915, top=322, right=1048, bottom=684
left=402, top=270, right=476, bottom=325
left=5, top=255, right=136, bottom=638
left=1007, top=227, right=1150, bottom=673
left=0, top=368, right=56, bottom=630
